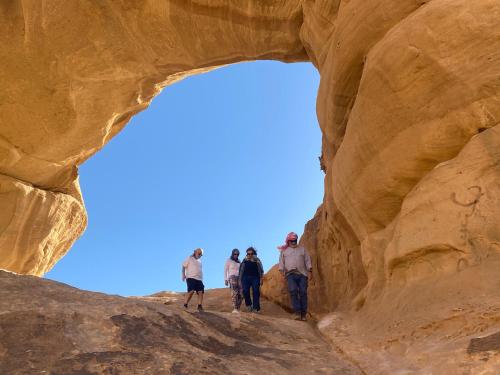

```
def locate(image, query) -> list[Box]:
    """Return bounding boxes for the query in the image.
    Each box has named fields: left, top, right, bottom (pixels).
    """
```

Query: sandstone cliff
left=1, top=1, right=500, bottom=372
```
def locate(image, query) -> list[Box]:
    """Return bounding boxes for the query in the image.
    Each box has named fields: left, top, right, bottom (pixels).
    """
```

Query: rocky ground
left=0, top=271, right=361, bottom=375
left=266, top=257, right=500, bottom=374
left=1, top=269, right=499, bottom=374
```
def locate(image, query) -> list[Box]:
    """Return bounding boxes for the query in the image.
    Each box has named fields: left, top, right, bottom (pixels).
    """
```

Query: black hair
left=230, top=248, right=240, bottom=263
left=246, top=246, right=257, bottom=255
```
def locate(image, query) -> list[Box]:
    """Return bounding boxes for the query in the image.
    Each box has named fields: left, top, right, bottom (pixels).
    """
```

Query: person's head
left=231, top=248, right=240, bottom=261
left=246, top=247, right=257, bottom=258
left=193, top=248, right=204, bottom=259
left=286, top=232, right=299, bottom=248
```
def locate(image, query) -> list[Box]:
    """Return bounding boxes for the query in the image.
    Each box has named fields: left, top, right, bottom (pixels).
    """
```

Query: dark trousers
left=241, top=275, right=261, bottom=311
left=287, top=273, right=308, bottom=314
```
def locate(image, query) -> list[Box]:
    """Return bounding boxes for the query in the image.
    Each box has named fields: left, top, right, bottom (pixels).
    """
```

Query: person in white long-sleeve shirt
left=224, top=248, right=242, bottom=313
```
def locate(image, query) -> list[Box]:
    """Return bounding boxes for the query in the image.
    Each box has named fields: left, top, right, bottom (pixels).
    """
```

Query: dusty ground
left=0, top=271, right=361, bottom=375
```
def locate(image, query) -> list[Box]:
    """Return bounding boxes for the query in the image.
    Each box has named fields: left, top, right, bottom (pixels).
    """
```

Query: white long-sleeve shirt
left=224, top=259, right=240, bottom=281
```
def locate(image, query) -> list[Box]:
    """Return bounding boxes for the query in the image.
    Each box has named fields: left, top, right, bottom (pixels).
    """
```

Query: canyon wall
left=266, top=0, right=500, bottom=317
left=1, top=0, right=500, bottom=324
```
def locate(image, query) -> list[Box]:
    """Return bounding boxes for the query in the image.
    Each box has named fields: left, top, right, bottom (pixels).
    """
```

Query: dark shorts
left=186, top=278, right=204, bottom=293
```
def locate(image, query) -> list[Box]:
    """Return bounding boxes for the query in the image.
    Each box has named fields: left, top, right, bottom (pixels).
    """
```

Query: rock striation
left=0, top=0, right=307, bottom=275
left=0, top=270, right=361, bottom=374
left=1, top=0, right=500, bottom=372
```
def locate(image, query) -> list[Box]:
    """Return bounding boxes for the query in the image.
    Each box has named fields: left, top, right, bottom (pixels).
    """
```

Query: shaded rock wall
left=1, top=0, right=500, bottom=323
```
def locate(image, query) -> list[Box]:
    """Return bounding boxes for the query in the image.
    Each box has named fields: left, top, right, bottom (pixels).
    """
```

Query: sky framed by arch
left=45, top=61, right=323, bottom=296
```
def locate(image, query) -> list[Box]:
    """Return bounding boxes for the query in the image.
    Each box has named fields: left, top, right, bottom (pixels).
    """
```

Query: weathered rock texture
left=0, top=271, right=361, bottom=374
left=0, top=0, right=307, bottom=275
left=1, top=0, right=500, bottom=372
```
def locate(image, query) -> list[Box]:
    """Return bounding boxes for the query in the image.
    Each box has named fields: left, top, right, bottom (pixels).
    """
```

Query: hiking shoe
left=197, top=304, right=204, bottom=312
left=253, top=309, right=260, bottom=314
left=246, top=306, right=253, bottom=313
left=183, top=303, right=188, bottom=309
left=231, top=309, right=240, bottom=314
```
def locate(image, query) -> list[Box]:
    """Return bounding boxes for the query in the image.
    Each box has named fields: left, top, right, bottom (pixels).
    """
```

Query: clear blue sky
left=45, top=61, right=323, bottom=296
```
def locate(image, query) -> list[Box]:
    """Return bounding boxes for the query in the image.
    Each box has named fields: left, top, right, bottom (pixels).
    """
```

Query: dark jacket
left=239, top=256, right=264, bottom=281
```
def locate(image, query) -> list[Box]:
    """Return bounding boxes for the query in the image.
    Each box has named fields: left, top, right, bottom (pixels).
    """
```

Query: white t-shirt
left=182, top=256, right=203, bottom=281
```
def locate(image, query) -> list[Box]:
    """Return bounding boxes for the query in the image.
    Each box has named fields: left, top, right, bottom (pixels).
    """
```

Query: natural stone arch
left=2, top=0, right=500, bottom=317
left=0, top=0, right=309, bottom=275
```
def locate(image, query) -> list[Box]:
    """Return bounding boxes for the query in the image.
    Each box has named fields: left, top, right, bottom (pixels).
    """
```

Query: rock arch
left=1, top=0, right=500, bottom=315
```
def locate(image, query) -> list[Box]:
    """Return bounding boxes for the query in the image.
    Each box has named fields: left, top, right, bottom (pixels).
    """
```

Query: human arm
left=278, top=252, right=286, bottom=279
left=181, top=258, right=188, bottom=281
left=224, top=260, right=229, bottom=286
left=238, top=261, right=245, bottom=285
left=257, top=258, right=264, bottom=285
left=304, top=248, right=313, bottom=280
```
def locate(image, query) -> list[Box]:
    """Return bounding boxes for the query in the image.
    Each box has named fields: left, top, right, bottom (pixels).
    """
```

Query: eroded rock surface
left=317, top=256, right=500, bottom=374
left=0, top=0, right=307, bottom=275
left=0, top=271, right=361, bottom=375
left=1, top=0, right=500, bottom=372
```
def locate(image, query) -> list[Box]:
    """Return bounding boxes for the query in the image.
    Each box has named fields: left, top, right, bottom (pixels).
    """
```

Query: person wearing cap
left=224, top=248, right=242, bottom=313
left=278, top=232, right=313, bottom=321
left=182, top=247, right=205, bottom=311
left=239, top=247, right=264, bottom=313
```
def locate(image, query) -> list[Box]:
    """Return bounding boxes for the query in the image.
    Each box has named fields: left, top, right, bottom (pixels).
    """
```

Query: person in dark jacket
left=239, top=247, right=264, bottom=313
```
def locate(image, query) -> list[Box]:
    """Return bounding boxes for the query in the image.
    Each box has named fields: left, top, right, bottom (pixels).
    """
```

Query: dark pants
left=241, top=275, right=261, bottom=311
left=287, top=273, right=308, bottom=314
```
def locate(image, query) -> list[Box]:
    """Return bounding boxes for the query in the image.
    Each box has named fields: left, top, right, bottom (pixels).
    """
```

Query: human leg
left=236, top=278, right=243, bottom=310
left=195, top=280, right=205, bottom=311
left=298, top=275, right=308, bottom=318
left=185, top=278, right=198, bottom=307
left=197, top=291, right=204, bottom=307
left=230, top=277, right=242, bottom=310
left=286, top=274, right=301, bottom=314
left=251, top=276, right=261, bottom=311
left=241, top=277, right=252, bottom=309
left=184, top=291, right=195, bottom=306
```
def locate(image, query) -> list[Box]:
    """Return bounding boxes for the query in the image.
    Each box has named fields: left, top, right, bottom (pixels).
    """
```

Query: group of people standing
left=224, top=247, right=264, bottom=313
left=181, top=232, right=312, bottom=321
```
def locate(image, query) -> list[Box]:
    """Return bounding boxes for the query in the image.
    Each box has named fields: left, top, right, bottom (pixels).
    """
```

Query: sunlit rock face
left=0, top=0, right=500, bottom=371
left=0, top=0, right=306, bottom=275
left=1, top=1, right=500, bottom=370
left=266, top=1, right=500, bottom=371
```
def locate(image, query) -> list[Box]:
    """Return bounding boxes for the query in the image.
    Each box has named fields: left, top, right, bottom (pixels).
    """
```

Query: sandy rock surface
left=0, top=271, right=361, bottom=375
left=1, top=1, right=500, bottom=372
left=318, top=257, right=500, bottom=374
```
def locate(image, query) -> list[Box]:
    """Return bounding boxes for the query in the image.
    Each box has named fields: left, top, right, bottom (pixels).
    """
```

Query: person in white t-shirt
left=182, top=248, right=204, bottom=311
left=224, top=248, right=242, bottom=313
